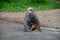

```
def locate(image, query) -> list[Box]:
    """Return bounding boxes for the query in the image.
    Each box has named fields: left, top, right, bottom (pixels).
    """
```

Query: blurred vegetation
left=0, top=0, right=60, bottom=12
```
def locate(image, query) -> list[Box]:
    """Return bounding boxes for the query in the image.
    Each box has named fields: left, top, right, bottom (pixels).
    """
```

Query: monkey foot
left=38, top=29, right=42, bottom=32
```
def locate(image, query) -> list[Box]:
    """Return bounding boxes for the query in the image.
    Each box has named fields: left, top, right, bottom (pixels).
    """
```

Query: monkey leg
left=37, top=25, right=41, bottom=32
left=24, top=24, right=32, bottom=32
left=24, top=24, right=29, bottom=32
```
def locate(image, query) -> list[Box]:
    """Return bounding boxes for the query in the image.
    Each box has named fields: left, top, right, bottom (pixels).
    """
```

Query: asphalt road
left=0, top=20, right=60, bottom=40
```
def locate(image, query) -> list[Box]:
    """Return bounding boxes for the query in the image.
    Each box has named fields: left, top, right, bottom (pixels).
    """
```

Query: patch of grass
left=0, top=0, right=60, bottom=12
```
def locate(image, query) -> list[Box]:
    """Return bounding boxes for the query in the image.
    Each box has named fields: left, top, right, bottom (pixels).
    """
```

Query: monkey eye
left=29, top=9, right=32, bottom=11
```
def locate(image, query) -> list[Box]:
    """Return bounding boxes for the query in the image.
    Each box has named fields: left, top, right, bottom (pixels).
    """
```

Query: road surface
left=0, top=20, right=60, bottom=40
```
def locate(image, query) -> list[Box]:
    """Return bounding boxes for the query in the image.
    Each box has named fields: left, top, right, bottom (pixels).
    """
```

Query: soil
left=0, top=9, right=60, bottom=29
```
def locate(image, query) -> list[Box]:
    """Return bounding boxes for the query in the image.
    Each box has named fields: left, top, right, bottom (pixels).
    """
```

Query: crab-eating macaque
left=24, top=7, right=41, bottom=32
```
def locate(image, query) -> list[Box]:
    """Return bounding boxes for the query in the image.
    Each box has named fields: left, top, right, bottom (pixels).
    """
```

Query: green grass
left=0, top=0, right=60, bottom=12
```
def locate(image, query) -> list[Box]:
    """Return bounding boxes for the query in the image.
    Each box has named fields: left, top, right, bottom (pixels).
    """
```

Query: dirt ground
left=0, top=20, right=60, bottom=40
left=0, top=9, right=60, bottom=29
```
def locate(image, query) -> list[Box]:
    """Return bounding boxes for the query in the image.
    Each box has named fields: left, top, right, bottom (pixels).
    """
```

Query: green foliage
left=0, top=0, right=60, bottom=12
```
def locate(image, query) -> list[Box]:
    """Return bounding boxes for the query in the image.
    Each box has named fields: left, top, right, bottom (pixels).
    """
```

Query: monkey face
left=27, top=8, right=33, bottom=14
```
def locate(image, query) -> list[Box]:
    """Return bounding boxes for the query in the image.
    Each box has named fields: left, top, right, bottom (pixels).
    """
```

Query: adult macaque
left=24, top=7, right=41, bottom=32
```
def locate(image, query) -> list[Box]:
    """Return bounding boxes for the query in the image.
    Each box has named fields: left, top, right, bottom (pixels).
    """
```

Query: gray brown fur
left=24, top=8, right=41, bottom=32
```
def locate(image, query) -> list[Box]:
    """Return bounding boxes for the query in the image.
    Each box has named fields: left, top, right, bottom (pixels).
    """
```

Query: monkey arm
left=24, top=13, right=30, bottom=32
left=34, top=14, right=41, bottom=31
left=24, top=18, right=28, bottom=28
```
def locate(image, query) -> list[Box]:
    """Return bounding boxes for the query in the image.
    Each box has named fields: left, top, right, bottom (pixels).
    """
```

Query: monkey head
left=27, top=7, right=34, bottom=13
